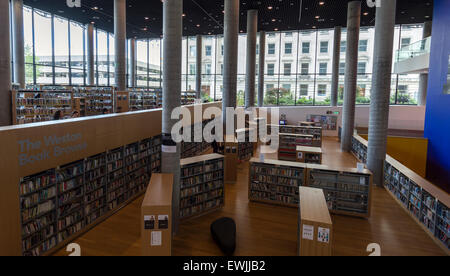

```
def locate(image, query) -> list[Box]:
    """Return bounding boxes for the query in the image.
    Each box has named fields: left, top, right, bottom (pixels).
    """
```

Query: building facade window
left=318, top=84, right=327, bottom=96
left=401, top=38, right=411, bottom=48
left=339, top=62, right=346, bottom=75
left=190, top=46, right=196, bottom=57
left=319, top=63, right=328, bottom=75
left=359, top=40, right=368, bottom=52
left=205, top=45, right=212, bottom=56
left=357, top=62, right=366, bottom=74
left=301, top=63, right=309, bottom=75
left=300, top=84, right=308, bottom=96
left=268, top=44, right=276, bottom=55
left=285, top=43, right=293, bottom=54
left=189, top=64, right=196, bottom=75
left=302, top=42, right=310, bottom=54
left=284, top=63, right=291, bottom=76
left=267, top=63, right=275, bottom=75
left=320, top=41, right=329, bottom=53
left=341, top=41, right=347, bottom=53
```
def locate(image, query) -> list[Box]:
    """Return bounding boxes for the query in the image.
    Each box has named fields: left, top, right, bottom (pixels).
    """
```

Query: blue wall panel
left=424, top=0, right=450, bottom=192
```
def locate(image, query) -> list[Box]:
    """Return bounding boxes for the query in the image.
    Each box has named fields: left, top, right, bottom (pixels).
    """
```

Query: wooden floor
left=54, top=137, right=447, bottom=256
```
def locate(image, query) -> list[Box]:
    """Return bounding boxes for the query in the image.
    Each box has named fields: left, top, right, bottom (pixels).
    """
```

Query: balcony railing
left=396, top=37, right=431, bottom=62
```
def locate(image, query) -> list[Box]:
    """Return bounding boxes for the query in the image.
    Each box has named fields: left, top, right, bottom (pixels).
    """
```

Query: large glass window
left=34, top=10, right=53, bottom=84
left=24, top=7, right=34, bottom=84
left=136, top=40, right=148, bottom=87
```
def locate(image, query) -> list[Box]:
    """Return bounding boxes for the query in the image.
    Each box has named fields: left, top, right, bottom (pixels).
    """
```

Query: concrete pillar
left=245, top=10, right=258, bottom=109
left=222, top=0, right=239, bottom=125
left=0, top=0, right=12, bottom=126
left=367, top=0, right=397, bottom=186
left=114, top=0, right=126, bottom=91
left=129, top=38, right=136, bottom=88
left=12, top=0, right=25, bottom=88
left=418, top=73, right=428, bottom=106
left=418, top=21, right=432, bottom=106
left=196, top=35, right=202, bottom=99
left=341, top=1, right=361, bottom=152
left=86, top=23, right=95, bottom=86
left=162, top=0, right=182, bottom=234
left=258, top=31, right=266, bottom=107
left=423, top=21, right=432, bottom=38
left=331, top=26, right=342, bottom=107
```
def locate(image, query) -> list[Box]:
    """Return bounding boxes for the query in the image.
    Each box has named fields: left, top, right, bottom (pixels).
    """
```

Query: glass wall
left=18, top=4, right=424, bottom=105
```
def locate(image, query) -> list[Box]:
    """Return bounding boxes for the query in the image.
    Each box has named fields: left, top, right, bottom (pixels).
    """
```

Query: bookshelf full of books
left=270, top=125, right=323, bottom=148
left=351, top=135, right=368, bottom=164
left=129, top=89, right=159, bottom=111
left=180, top=120, right=214, bottom=159
left=236, top=128, right=255, bottom=161
left=306, top=115, right=338, bottom=131
left=181, top=91, right=196, bottom=105
left=13, top=90, right=73, bottom=125
left=278, top=133, right=314, bottom=162
left=249, top=159, right=307, bottom=207
left=180, top=154, right=225, bottom=220
left=249, top=159, right=372, bottom=217
left=384, top=156, right=449, bottom=252
left=18, top=135, right=162, bottom=256
left=83, top=87, right=114, bottom=115
left=307, top=164, right=372, bottom=217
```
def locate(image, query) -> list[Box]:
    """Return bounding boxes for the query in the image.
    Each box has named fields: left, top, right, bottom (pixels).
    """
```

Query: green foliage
left=202, top=92, right=214, bottom=103
left=264, top=88, right=295, bottom=106
left=297, top=97, right=314, bottom=105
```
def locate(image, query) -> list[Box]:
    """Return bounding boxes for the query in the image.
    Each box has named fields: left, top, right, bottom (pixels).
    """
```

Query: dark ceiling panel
left=23, top=0, right=434, bottom=39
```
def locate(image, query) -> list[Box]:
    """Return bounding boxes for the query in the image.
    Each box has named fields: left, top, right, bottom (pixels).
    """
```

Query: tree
left=264, top=88, right=294, bottom=106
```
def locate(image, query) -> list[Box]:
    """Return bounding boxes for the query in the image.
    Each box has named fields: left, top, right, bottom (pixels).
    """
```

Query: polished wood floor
left=54, top=137, right=447, bottom=256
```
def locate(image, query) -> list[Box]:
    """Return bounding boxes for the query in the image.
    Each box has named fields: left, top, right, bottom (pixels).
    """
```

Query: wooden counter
left=296, top=146, right=323, bottom=164
left=141, top=174, right=173, bottom=256
left=298, top=187, right=333, bottom=256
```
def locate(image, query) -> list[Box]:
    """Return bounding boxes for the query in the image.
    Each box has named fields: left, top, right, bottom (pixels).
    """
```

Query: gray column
left=86, top=23, right=95, bottom=86
left=423, top=21, right=432, bottom=38
left=418, top=21, right=432, bottom=106
left=162, top=0, right=182, bottom=234
left=129, top=38, right=136, bottom=88
left=12, top=0, right=25, bottom=88
left=245, top=10, right=258, bottom=109
left=341, top=1, right=361, bottom=152
left=0, top=0, right=12, bottom=126
left=331, top=26, right=342, bottom=107
left=418, top=73, right=428, bottom=106
left=367, top=0, right=397, bottom=186
left=258, top=31, right=266, bottom=107
left=114, top=0, right=126, bottom=91
left=196, top=35, right=202, bottom=99
left=222, top=0, right=239, bottom=124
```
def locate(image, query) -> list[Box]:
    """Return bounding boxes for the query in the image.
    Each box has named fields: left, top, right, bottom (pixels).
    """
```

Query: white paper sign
left=357, top=163, right=365, bottom=173
left=302, top=225, right=314, bottom=241
left=151, top=231, right=162, bottom=246
left=318, top=227, right=330, bottom=243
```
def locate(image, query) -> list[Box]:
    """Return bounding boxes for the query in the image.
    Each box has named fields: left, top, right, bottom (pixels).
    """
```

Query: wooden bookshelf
left=269, top=124, right=323, bottom=147
left=384, top=155, right=449, bottom=253
left=296, top=146, right=323, bottom=164
left=180, top=154, right=225, bottom=220
left=298, top=187, right=333, bottom=256
left=351, top=134, right=368, bottom=164
left=249, top=158, right=307, bottom=208
left=141, top=174, right=173, bottom=256
left=306, top=164, right=372, bottom=218
left=278, top=133, right=314, bottom=162
left=249, top=159, right=372, bottom=218
left=18, top=135, right=162, bottom=256
left=236, top=128, right=255, bottom=161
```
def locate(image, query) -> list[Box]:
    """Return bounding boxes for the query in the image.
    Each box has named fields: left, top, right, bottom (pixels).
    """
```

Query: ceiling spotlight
left=319, top=2, right=325, bottom=5
left=268, top=6, right=273, bottom=10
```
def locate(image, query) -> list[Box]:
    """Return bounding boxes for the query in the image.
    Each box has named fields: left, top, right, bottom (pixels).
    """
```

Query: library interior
left=0, top=0, right=449, bottom=257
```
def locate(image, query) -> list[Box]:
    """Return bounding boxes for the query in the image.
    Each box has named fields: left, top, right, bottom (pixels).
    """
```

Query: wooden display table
left=141, top=174, right=173, bottom=256
left=298, top=187, right=333, bottom=256
left=296, top=146, right=323, bottom=164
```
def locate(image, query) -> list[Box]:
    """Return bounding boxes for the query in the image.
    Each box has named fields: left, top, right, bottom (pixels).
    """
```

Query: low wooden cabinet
left=296, top=146, right=323, bottom=164
left=298, top=187, right=333, bottom=256
left=141, top=174, right=173, bottom=256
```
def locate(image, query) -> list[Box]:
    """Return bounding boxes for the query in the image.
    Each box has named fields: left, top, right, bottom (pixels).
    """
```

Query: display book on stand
left=249, top=158, right=372, bottom=218
left=351, top=133, right=449, bottom=253
left=180, top=154, right=225, bottom=220
left=19, top=135, right=162, bottom=256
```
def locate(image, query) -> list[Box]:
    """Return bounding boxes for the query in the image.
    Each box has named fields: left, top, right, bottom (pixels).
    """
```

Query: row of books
left=384, top=161, right=449, bottom=249
left=180, top=156, right=225, bottom=219
left=19, top=135, right=162, bottom=256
